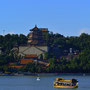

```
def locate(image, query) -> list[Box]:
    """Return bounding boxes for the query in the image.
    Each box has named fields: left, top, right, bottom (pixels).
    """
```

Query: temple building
left=11, top=25, right=49, bottom=69
left=28, top=25, right=48, bottom=46
left=18, top=25, right=49, bottom=57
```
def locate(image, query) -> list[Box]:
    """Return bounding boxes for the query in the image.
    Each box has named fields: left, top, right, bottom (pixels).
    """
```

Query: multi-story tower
left=28, top=25, right=48, bottom=46
left=18, top=25, right=49, bottom=57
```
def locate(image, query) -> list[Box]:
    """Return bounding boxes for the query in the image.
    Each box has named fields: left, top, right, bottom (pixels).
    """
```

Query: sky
left=0, top=0, right=90, bottom=36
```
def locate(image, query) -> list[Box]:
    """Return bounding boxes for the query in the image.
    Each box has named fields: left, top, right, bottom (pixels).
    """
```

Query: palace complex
left=18, top=25, right=49, bottom=57
left=12, top=25, right=49, bottom=68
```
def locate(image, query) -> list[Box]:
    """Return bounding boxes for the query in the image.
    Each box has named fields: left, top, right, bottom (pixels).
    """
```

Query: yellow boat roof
left=55, top=78, right=77, bottom=83
left=59, top=80, right=72, bottom=83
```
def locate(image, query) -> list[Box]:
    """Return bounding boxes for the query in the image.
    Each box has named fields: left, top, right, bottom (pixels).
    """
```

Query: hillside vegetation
left=0, top=33, right=90, bottom=73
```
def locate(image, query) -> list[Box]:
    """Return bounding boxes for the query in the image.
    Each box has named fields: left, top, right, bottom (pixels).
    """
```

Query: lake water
left=0, top=74, right=90, bottom=90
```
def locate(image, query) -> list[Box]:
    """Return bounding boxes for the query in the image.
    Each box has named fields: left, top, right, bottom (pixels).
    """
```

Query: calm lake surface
left=0, top=74, right=90, bottom=90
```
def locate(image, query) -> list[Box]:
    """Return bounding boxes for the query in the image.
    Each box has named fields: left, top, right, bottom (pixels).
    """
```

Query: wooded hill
left=0, top=33, right=90, bottom=73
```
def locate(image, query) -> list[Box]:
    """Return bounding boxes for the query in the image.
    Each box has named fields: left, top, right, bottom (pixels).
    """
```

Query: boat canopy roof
left=55, top=78, right=78, bottom=83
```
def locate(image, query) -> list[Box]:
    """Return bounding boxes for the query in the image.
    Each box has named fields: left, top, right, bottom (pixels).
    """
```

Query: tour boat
left=53, top=78, right=78, bottom=88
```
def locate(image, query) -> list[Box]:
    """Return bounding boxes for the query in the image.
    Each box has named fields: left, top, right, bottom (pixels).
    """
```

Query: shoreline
left=0, top=72, right=90, bottom=76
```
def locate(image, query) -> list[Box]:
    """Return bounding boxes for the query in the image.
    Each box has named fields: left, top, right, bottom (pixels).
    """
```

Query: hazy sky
left=0, top=0, right=90, bottom=36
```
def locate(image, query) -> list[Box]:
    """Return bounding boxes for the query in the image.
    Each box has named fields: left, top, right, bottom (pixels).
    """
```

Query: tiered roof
left=28, top=25, right=48, bottom=46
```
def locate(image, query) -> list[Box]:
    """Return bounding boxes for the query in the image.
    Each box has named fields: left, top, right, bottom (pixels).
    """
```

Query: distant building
left=18, top=46, right=48, bottom=57
left=20, top=59, right=33, bottom=65
left=28, top=25, right=48, bottom=46
left=0, top=50, right=1, bottom=54
left=11, top=25, right=50, bottom=69
left=0, top=47, right=2, bottom=55
left=20, top=54, right=37, bottom=65
left=18, top=25, right=49, bottom=58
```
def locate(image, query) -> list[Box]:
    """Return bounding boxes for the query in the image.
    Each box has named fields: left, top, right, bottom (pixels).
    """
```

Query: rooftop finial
left=35, top=24, right=37, bottom=28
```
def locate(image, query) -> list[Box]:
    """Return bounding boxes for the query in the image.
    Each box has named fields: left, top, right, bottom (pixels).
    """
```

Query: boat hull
left=53, top=85, right=78, bottom=88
